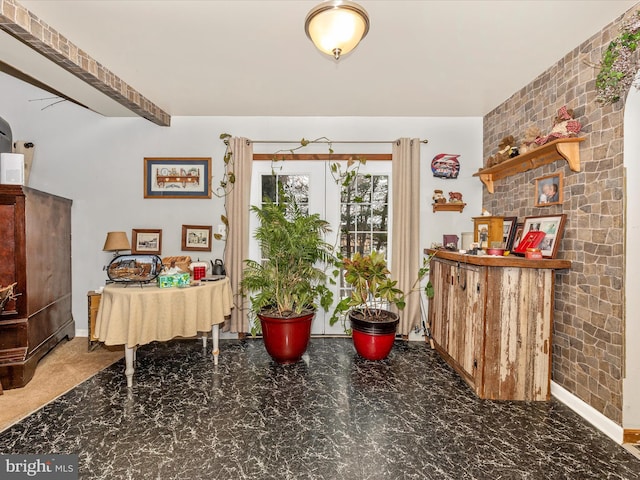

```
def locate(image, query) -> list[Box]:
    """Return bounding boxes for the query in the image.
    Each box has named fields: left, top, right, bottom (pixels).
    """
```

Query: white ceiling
left=4, top=0, right=639, bottom=120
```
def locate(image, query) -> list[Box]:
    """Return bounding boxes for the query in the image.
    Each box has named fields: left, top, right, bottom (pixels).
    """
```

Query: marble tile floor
left=1, top=338, right=639, bottom=480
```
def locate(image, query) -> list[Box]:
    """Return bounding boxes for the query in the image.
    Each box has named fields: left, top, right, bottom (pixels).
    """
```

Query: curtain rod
left=247, top=139, right=429, bottom=145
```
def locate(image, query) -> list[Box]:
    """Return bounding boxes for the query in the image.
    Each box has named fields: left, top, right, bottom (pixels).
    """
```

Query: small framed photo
left=519, top=214, right=567, bottom=258
left=502, top=216, right=518, bottom=250
left=131, top=229, right=162, bottom=255
left=535, top=172, right=563, bottom=207
left=182, top=225, right=212, bottom=252
left=144, top=157, right=211, bottom=199
left=512, top=223, right=524, bottom=251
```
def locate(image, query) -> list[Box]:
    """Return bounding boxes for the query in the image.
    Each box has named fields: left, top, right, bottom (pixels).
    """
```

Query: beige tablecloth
left=95, top=279, right=233, bottom=347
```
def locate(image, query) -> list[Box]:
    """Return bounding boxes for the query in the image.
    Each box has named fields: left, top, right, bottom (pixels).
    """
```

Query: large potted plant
left=330, top=251, right=433, bottom=361
left=241, top=198, right=334, bottom=364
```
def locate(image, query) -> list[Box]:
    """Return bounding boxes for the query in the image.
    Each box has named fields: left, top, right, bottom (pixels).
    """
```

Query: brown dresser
left=0, top=185, right=75, bottom=389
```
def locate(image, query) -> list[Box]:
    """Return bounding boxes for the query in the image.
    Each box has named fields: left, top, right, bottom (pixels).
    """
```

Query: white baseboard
left=75, top=329, right=88, bottom=338
left=551, top=381, right=623, bottom=444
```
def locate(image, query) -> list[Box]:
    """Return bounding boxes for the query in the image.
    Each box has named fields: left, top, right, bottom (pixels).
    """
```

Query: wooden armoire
left=0, top=185, right=75, bottom=389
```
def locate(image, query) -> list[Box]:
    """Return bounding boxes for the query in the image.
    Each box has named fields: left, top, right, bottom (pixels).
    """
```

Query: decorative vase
left=349, top=309, right=399, bottom=361
left=258, top=311, right=314, bottom=364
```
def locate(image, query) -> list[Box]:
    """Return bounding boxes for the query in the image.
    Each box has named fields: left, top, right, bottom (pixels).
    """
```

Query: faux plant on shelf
left=595, top=10, right=640, bottom=105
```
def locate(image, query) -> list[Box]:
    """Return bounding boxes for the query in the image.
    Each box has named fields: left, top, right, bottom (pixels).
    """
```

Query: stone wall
left=482, top=6, right=638, bottom=424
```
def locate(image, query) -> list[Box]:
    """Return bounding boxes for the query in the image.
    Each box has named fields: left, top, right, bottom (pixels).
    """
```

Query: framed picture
left=502, top=216, right=518, bottom=250
left=131, top=228, right=162, bottom=254
left=534, top=172, right=563, bottom=207
left=519, top=214, right=567, bottom=258
left=144, top=157, right=211, bottom=199
left=512, top=223, right=524, bottom=251
left=182, top=225, right=212, bottom=252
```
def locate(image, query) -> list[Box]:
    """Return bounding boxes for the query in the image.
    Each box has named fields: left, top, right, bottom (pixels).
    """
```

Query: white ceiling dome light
left=304, top=0, right=370, bottom=60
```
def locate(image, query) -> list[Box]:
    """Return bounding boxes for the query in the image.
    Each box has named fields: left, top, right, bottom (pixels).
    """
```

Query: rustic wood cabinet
left=0, top=185, right=74, bottom=389
left=427, top=249, right=570, bottom=401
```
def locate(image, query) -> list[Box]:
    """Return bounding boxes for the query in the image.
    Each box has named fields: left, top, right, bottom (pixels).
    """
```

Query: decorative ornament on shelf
left=448, top=191, right=463, bottom=203
left=486, top=135, right=516, bottom=168
left=535, top=106, right=582, bottom=146
left=518, top=126, right=542, bottom=154
left=595, top=10, right=640, bottom=105
left=432, top=189, right=446, bottom=204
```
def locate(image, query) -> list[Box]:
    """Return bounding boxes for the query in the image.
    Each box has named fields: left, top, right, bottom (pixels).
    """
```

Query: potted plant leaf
left=241, top=197, right=334, bottom=364
left=330, top=250, right=433, bottom=361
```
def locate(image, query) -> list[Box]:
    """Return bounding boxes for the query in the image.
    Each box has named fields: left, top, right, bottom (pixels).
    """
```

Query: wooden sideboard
left=426, top=249, right=570, bottom=401
left=0, top=185, right=75, bottom=389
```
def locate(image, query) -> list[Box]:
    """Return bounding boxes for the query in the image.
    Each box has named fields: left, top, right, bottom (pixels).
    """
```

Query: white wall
left=0, top=72, right=483, bottom=334
left=623, top=76, right=640, bottom=429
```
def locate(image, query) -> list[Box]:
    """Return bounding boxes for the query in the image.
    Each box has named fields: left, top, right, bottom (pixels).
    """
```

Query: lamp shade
left=103, top=231, right=131, bottom=252
left=305, top=0, right=369, bottom=60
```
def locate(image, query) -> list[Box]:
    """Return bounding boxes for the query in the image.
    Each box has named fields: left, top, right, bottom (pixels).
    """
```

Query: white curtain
left=392, top=138, right=421, bottom=336
left=223, top=137, right=252, bottom=333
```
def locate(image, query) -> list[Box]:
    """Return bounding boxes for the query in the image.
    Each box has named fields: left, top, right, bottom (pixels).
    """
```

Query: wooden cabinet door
left=482, top=267, right=553, bottom=400
left=449, top=264, right=485, bottom=382
left=428, top=258, right=452, bottom=352
left=429, top=259, right=485, bottom=387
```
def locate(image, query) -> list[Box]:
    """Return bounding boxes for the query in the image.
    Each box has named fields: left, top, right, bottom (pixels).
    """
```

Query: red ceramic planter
left=349, top=309, right=399, bottom=361
left=258, top=311, right=314, bottom=364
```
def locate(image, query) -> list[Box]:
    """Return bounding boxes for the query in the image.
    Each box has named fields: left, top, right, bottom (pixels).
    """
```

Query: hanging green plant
left=595, top=11, right=640, bottom=105
left=213, top=134, right=367, bottom=240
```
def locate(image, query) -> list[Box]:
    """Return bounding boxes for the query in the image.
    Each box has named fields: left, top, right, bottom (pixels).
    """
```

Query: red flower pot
left=258, top=311, right=314, bottom=364
left=349, top=309, right=399, bottom=361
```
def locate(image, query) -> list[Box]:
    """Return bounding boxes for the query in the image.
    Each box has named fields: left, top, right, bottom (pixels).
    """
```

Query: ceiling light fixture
left=305, top=0, right=370, bottom=60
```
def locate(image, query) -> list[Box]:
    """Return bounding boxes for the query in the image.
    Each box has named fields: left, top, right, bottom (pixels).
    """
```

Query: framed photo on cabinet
left=519, top=214, right=566, bottom=258
left=502, top=217, right=518, bottom=250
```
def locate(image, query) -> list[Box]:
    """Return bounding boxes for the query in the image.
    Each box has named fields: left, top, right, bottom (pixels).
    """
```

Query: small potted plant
left=330, top=251, right=433, bottom=361
left=241, top=197, right=334, bottom=364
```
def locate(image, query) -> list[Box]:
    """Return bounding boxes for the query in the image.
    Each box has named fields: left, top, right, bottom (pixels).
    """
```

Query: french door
left=249, top=159, right=392, bottom=335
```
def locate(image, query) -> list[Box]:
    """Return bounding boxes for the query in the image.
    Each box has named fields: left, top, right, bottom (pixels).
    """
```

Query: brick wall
left=483, top=6, right=638, bottom=424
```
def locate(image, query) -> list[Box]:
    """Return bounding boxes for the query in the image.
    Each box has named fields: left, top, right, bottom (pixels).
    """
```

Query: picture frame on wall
left=517, top=214, right=567, bottom=258
left=502, top=216, right=518, bottom=250
left=144, top=157, right=212, bottom=199
left=181, top=225, right=212, bottom=252
left=131, top=229, right=162, bottom=255
left=534, top=172, right=563, bottom=207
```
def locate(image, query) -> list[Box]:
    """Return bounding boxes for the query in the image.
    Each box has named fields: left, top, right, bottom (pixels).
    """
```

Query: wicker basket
left=162, top=256, right=192, bottom=273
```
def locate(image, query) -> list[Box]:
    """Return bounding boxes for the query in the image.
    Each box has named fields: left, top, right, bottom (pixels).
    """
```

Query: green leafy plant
left=241, top=196, right=336, bottom=335
left=329, top=251, right=434, bottom=333
left=213, top=133, right=367, bottom=241
left=595, top=11, right=640, bottom=105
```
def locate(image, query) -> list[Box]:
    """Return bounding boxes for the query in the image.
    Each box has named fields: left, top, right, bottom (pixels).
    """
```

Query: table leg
left=201, top=332, right=207, bottom=348
left=125, top=346, right=135, bottom=388
left=212, top=324, right=219, bottom=365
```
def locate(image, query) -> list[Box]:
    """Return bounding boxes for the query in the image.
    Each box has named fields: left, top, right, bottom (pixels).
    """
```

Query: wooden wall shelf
left=473, top=137, right=585, bottom=193
left=432, top=203, right=466, bottom=213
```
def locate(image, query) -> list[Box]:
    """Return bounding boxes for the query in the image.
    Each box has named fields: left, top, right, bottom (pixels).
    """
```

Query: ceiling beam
left=0, top=0, right=171, bottom=126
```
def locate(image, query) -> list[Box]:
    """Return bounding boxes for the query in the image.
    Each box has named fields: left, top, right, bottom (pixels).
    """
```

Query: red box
left=513, top=231, right=546, bottom=254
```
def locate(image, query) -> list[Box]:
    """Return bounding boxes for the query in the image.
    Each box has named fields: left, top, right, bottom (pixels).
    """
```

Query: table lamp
left=103, top=231, right=131, bottom=257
